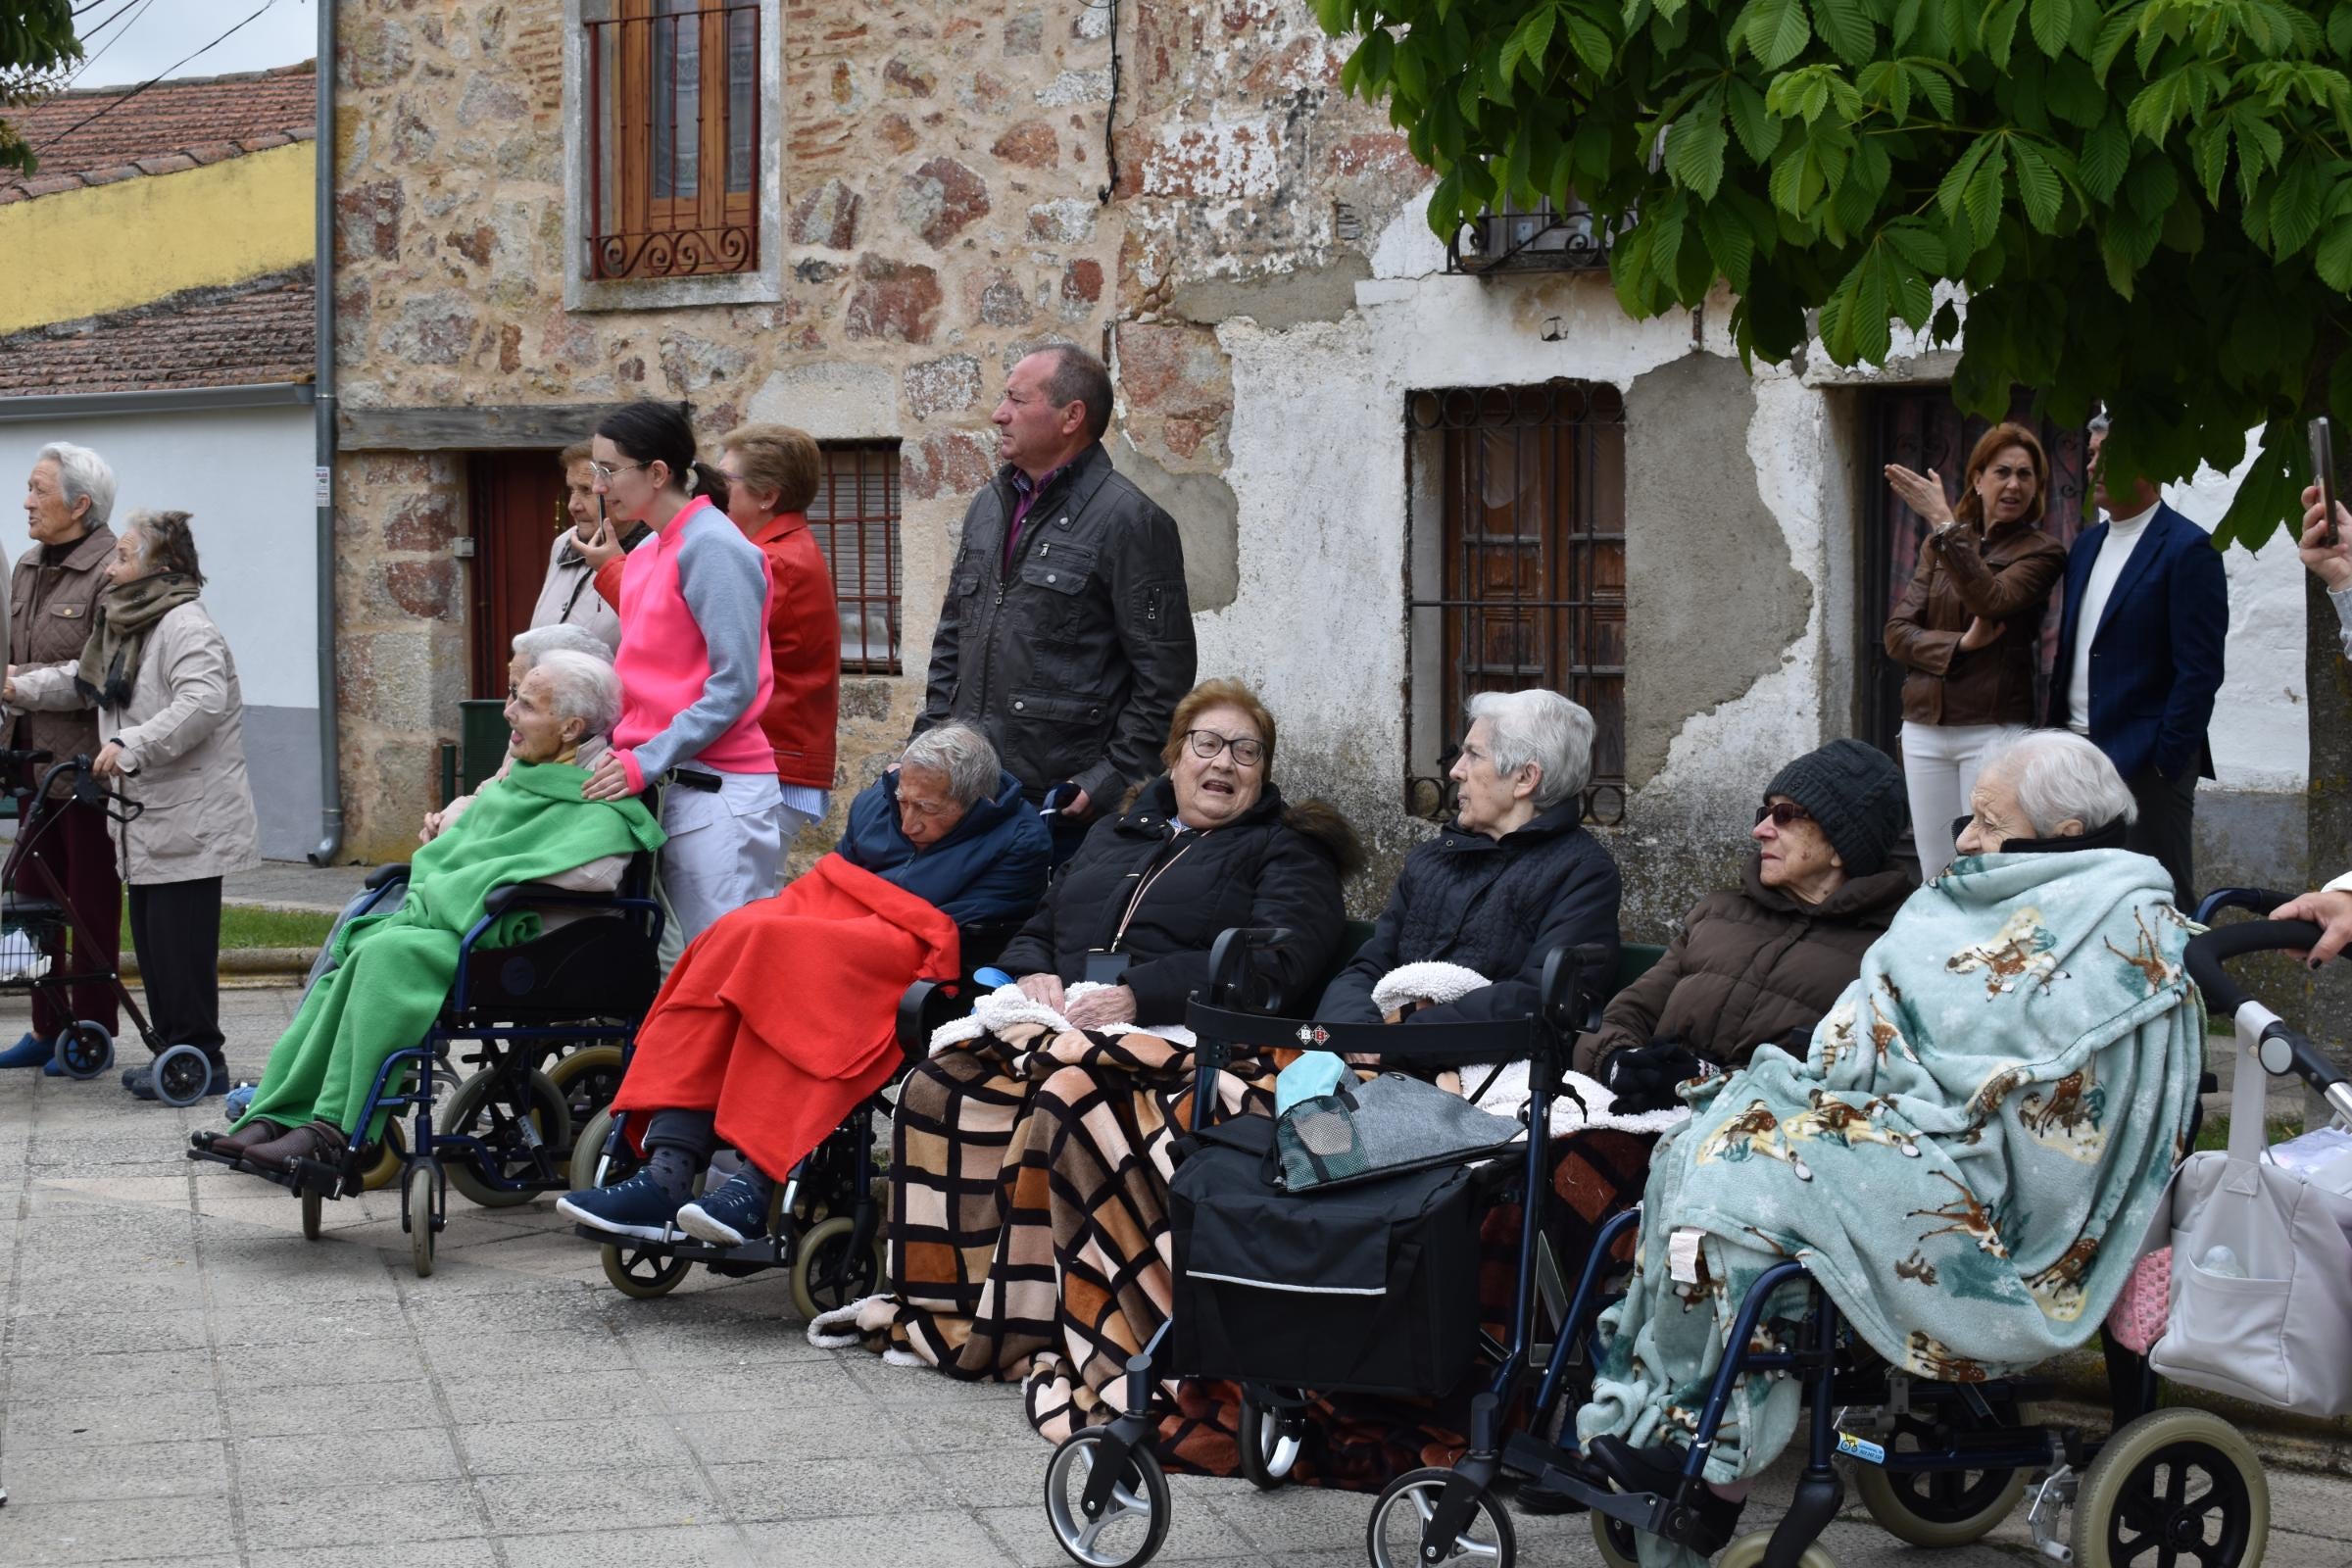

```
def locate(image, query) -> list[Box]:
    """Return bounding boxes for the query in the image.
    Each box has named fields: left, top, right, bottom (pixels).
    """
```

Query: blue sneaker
left=0, top=1032, right=53, bottom=1069
left=676, top=1171, right=771, bottom=1247
left=557, top=1169, right=685, bottom=1241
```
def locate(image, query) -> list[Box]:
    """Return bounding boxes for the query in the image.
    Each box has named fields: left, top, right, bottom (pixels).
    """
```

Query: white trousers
left=654, top=768, right=785, bottom=971
left=1900, top=720, right=2019, bottom=875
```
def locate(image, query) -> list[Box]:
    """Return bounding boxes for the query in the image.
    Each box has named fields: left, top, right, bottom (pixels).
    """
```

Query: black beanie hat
left=1764, top=739, right=1905, bottom=877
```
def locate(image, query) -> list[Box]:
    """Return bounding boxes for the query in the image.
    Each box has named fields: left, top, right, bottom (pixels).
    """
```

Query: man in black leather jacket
left=915, top=345, right=1195, bottom=858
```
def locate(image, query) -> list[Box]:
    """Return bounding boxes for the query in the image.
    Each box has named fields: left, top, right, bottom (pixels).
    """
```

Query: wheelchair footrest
left=567, top=1223, right=794, bottom=1272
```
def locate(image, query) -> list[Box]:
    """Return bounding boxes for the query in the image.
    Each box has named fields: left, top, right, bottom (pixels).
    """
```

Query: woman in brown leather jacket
left=0, top=443, right=121, bottom=1071
left=1883, top=421, right=2068, bottom=872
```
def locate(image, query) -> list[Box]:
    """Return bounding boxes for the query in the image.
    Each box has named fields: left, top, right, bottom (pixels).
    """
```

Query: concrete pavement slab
left=470, top=1464, right=730, bottom=1535
left=0, top=1435, right=229, bottom=1501
left=232, top=1426, right=466, bottom=1489
left=499, top=1524, right=763, bottom=1568
left=737, top=1512, right=1025, bottom=1567
left=4, top=1390, right=225, bottom=1447
left=0, top=1494, right=240, bottom=1563
left=455, top=1415, right=701, bottom=1477
left=236, top=1475, right=491, bottom=1550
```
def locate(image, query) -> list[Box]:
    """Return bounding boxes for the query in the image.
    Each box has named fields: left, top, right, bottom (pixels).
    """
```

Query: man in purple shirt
left=917, top=345, right=1197, bottom=862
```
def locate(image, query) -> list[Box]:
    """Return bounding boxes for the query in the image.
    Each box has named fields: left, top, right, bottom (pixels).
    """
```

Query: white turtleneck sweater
left=2064, top=500, right=2160, bottom=735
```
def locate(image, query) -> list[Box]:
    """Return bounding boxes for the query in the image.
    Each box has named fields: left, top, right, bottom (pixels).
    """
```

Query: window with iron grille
left=808, top=444, right=902, bottom=674
left=583, top=0, right=760, bottom=281
left=1405, top=382, right=1627, bottom=824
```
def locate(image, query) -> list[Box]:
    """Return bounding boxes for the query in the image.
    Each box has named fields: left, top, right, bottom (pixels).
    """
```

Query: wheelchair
left=188, top=858, right=663, bottom=1276
left=0, top=750, right=190, bottom=1094
left=1041, top=931, right=1612, bottom=1568
left=1369, top=891, right=2334, bottom=1568
left=568, top=917, right=1019, bottom=1313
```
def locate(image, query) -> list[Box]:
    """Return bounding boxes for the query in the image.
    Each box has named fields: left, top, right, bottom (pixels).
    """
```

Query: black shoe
left=1584, top=1435, right=1746, bottom=1552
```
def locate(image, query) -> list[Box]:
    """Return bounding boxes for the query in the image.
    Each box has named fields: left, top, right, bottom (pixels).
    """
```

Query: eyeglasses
left=591, top=461, right=648, bottom=481
left=1755, top=802, right=1814, bottom=828
left=1185, top=729, right=1265, bottom=766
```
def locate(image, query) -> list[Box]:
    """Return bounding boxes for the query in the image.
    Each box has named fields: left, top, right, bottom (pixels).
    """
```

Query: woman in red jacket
left=710, top=424, right=841, bottom=839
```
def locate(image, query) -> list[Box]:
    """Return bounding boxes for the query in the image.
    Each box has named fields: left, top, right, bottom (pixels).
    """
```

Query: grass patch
left=117, top=905, right=334, bottom=953
left=2193, top=1115, right=2303, bottom=1153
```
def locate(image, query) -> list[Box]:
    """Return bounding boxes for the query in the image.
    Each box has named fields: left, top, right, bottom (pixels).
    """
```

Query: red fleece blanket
left=611, top=854, right=960, bottom=1177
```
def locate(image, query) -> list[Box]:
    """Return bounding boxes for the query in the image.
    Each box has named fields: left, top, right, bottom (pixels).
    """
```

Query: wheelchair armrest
left=365, top=862, right=413, bottom=890
left=1540, top=942, right=1615, bottom=1033
left=896, top=978, right=967, bottom=1062
left=482, top=883, right=522, bottom=916
left=2192, top=887, right=2300, bottom=924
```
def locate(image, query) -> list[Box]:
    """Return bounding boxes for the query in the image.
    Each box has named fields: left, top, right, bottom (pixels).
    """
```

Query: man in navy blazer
left=2045, top=420, right=2229, bottom=903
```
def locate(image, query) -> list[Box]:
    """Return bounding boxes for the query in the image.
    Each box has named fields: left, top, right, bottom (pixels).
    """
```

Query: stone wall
left=330, top=0, right=1125, bottom=858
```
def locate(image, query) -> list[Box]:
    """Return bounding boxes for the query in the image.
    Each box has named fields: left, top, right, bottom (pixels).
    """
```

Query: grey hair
left=512, top=623, right=612, bottom=667
left=34, top=442, right=117, bottom=531
left=900, top=722, right=1001, bottom=808
left=1981, top=729, right=2136, bottom=837
left=2087, top=411, right=2111, bottom=437
left=531, top=648, right=622, bottom=740
left=1466, top=689, right=1595, bottom=809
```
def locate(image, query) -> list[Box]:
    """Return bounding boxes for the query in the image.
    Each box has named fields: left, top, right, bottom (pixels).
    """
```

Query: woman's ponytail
left=688, top=461, right=730, bottom=507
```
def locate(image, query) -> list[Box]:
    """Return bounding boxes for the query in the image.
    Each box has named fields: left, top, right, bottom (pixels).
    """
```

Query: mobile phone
left=2311, top=416, right=2339, bottom=548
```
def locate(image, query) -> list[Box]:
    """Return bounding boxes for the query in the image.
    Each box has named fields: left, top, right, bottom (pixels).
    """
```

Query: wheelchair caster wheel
left=358, top=1120, right=407, bottom=1194
left=1044, top=1426, right=1169, bottom=1568
left=601, top=1241, right=691, bottom=1299
left=1716, top=1533, right=1835, bottom=1568
left=2073, top=1407, right=2267, bottom=1568
left=1236, top=1389, right=1300, bottom=1491
left=1366, top=1467, right=1515, bottom=1568
left=788, top=1214, right=884, bottom=1321
left=1592, top=1510, right=1641, bottom=1568
left=299, top=1184, right=323, bottom=1241
left=56, top=1021, right=113, bottom=1080
left=405, top=1159, right=441, bottom=1278
left=151, top=1044, right=214, bottom=1106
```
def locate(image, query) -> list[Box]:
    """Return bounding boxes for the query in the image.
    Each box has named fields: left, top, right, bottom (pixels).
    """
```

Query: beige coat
left=14, top=601, right=261, bottom=885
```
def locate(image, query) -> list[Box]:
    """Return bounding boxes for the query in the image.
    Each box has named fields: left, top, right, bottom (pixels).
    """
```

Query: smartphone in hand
left=2311, top=416, right=2339, bottom=548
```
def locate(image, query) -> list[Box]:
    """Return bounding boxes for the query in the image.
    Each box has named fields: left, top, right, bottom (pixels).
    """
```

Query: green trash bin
left=459, top=698, right=510, bottom=797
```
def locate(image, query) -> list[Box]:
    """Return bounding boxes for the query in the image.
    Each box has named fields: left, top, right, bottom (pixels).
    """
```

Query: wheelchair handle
left=2183, top=921, right=2352, bottom=1107
left=1539, top=942, right=1611, bottom=1034
left=1205, top=926, right=1296, bottom=1010
left=2193, top=886, right=2301, bottom=924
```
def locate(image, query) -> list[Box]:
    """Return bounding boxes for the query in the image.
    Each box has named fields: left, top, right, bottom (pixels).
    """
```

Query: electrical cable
left=38, top=0, right=287, bottom=150
left=1093, top=0, right=1119, bottom=204
left=64, top=0, right=160, bottom=89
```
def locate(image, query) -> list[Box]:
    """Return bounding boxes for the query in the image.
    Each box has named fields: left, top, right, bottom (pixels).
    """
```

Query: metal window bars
left=1405, top=382, right=1629, bottom=826
left=808, top=444, right=902, bottom=675
left=585, top=1, right=760, bottom=280
left=1446, top=192, right=1625, bottom=275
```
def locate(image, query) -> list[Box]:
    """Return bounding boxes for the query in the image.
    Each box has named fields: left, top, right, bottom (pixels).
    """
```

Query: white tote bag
left=2147, top=1006, right=2352, bottom=1417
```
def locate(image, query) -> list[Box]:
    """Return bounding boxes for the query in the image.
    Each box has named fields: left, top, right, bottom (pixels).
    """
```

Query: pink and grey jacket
left=610, top=497, right=778, bottom=793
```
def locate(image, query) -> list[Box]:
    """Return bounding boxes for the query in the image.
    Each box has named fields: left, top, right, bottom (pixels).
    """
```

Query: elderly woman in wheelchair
left=1382, top=730, right=2205, bottom=1568
left=197, top=651, right=664, bottom=1174
left=558, top=721, right=1052, bottom=1255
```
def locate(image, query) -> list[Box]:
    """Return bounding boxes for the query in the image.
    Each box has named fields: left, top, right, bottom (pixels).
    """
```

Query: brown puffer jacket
left=1572, top=854, right=1917, bottom=1076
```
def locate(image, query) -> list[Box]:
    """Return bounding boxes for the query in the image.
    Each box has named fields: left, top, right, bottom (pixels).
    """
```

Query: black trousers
left=16, top=794, right=122, bottom=1039
left=2126, top=765, right=2200, bottom=909
left=126, top=877, right=224, bottom=1058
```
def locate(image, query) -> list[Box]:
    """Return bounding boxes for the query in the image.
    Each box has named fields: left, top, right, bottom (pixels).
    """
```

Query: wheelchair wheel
left=1592, top=1509, right=1641, bottom=1568
left=441, top=1066, right=571, bottom=1209
left=788, top=1214, right=884, bottom=1321
left=358, top=1120, right=408, bottom=1194
left=1044, top=1427, right=1169, bottom=1568
left=1368, top=1467, right=1515, bottom=1568
left=601, top=1241, right=691, bottom=1299
left=299, top=1185, right=323, bottom=1242
left=1235, top=1389, right=1301, bottom=1491
left=151, top=1043, right=214, bottom=1105
left=545, top=1044, right=626, bottom=1129
left=405, top=1159, right=440, bottom=1278
left=2072, top=1407, right=2268, bottom=1568
left=1853, top=1399, right=2031, bottom=1546
left=1718, top=1531, right=1836, bottom=1568
left=57, top=1020, right=113, bottom=1079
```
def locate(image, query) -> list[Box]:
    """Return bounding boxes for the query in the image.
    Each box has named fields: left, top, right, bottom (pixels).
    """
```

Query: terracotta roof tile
left=0, top=65, right=315, bottom=200
left=0, top=269, right=315, bottom=398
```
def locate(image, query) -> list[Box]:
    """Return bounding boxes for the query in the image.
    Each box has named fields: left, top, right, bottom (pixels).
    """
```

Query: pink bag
left=2105, top=1246, right=2171, bottom=1354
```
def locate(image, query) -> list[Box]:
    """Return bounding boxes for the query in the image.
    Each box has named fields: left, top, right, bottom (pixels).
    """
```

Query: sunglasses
left=1755, top=802, right=1814, bottom=828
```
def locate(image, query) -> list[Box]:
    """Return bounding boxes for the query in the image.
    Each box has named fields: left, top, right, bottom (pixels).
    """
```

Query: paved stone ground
left=221, top=862, right=374, bottom=916
left=1, top=986, right=2348, bottom=1568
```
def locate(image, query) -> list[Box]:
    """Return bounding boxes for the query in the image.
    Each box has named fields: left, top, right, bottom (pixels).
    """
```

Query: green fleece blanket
left=238, top=760, right=664, bottom=1139
left=1578, top=847, right=2202, bottom=1516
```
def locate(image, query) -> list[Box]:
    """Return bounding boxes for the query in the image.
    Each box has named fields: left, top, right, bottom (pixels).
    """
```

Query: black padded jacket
left=993, top=776, right=1352, bottom=1026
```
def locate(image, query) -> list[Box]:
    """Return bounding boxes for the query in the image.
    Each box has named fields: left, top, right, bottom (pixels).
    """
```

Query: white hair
left=34, top=442, right=117, bottom=531
left=531, top=648, right=622, bottom=740
left=1982, top=729, right=2137, bottom=837
left=1466, top=689, right=1595, bottom=810
left=512, top=623, right=612, bottom=667
left=901, top=723, right=1000, bottom=808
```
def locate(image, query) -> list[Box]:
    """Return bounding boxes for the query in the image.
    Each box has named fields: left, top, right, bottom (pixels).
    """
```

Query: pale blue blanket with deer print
left=1577, top=847, right=2202, bottom=1498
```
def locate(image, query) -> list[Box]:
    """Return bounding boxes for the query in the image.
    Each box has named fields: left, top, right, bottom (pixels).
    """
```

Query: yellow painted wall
left=0, top=141, right=314, bottom=334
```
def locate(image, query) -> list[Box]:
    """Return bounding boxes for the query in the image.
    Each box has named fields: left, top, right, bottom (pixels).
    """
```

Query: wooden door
left=467, top=452, right=569, bottom=699
left=1862, top=391, right=2090, bottom=753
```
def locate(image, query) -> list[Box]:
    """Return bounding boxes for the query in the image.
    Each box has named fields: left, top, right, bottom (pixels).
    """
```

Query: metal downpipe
left=307, top=0, right=344, bottom=865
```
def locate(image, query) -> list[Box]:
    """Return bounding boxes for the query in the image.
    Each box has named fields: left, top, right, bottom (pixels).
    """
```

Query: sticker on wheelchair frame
left=1836, top=1431, right=1887, bottom=1466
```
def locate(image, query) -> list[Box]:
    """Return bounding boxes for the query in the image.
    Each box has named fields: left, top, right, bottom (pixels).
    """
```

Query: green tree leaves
left=0, top=0, right=79, bottom=177
left=1316, top=0, right=2352, bottom=548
